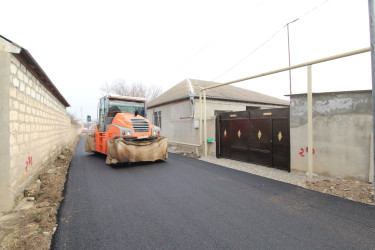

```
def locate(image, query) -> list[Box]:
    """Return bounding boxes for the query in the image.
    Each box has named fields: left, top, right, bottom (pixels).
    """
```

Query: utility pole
left=287, top=23, right=292, bottom=96
left=286, top=19, right=298, bottom=96
left=368, top=0, right=375, bottom=202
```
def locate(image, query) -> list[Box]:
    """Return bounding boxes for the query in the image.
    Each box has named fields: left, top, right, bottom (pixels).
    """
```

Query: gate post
left=199, top=91, right=203, bottom=154
left=204, top=90, right=208, bottom=157
left=307, top=65, right=313, bottom=180
left=215, top=114, right=220, bottom=158
left=368, top=0, right=375, bottom=201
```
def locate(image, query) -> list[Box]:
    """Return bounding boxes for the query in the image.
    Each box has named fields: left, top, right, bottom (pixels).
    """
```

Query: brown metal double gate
left=216, top=108, right=290, bottom=171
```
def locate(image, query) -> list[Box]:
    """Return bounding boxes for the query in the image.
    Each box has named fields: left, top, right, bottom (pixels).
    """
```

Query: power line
left=212, top=24, right=286, bottom=81
left=212, top=0, right=331, bottom=81
left=295, top=0, right=330, bottom=22
left=171, top=39, right=216, bottom=73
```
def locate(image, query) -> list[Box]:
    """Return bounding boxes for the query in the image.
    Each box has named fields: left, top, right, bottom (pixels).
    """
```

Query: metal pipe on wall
left=169, top=91, right=203, bottom=148
left=200, top=47, right=370, bottom=169
left=200, top=90, right=203, bottom=148
left=201, top=48, right=370, bottom=92
left=204, top=90, right=208, bottom=157
left=170, top=48, right=371, bottom=171
left=170, top=91, right=203, bottom=147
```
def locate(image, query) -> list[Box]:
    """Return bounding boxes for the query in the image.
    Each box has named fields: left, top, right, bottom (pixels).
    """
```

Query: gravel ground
left=199, top=155, right=336, bottom=188
left=169, top=148, right=334, bottom=188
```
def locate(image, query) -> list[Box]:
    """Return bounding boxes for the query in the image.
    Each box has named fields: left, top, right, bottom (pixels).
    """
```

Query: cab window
left=98, top=98, right=106, bottom=131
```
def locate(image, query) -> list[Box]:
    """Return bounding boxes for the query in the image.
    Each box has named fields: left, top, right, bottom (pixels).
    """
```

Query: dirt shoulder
left=306, top=179, right=374, bottom=204
left=0, top=135, right=80, bottom=250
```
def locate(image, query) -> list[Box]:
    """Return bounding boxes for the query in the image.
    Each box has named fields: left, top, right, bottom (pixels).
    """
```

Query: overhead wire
left=172, top=0, right=269, bottom=73
left=212, top=0, right=331, bottom=81
left=212, top=24, right=287, bottom=81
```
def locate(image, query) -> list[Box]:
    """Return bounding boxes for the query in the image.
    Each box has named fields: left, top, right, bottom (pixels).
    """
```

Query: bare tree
left=100, top=79, right=161, bottom=102
left=67, top=111, right=80, bottom=126
left=147, top=85, right=162, bottom=101
left=129, top=82, right=147, bottom=98
left=101, top=79, right=129, bottom=96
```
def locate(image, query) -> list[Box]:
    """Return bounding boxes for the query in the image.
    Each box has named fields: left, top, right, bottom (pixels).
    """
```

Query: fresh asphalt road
left=52, top=137, right=375, bottom=249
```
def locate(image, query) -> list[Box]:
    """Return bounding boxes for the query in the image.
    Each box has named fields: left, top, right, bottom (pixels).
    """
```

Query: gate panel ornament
left=224, top=129, right=227, bottom=138
left=257, top=130, right=262, bottom=140
left=278, top=131, right=282, bottom=141
left=238, top=130, right=241, bottom=138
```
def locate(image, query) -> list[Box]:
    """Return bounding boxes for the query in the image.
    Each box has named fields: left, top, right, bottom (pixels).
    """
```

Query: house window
left=154, top=111, right=162, bottom=129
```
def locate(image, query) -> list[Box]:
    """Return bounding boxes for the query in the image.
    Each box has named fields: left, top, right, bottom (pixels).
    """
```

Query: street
left=52, top=137, right=375, bottom=249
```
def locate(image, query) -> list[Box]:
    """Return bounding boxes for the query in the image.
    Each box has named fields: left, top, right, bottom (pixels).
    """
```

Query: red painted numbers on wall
left=25, top=156, right=33, bottom=172
left=299, top=147, right=315, bottom=157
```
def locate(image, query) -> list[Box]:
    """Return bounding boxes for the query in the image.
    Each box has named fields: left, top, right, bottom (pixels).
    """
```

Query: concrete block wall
left=0, top=52, right=81, bottom=212
left=290, top=91, right=373, bottom=182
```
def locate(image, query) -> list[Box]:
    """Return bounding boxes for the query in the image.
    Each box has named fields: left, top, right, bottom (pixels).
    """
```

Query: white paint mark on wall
left=314, top=98, right=368, bottom=114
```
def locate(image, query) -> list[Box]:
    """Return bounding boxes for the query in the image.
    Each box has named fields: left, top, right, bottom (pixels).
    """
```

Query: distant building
left=147, top=79, right=289, bottom=155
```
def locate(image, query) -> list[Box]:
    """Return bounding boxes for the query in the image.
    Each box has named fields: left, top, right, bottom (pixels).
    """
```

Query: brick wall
left=1, top=54, right=80, bottom=211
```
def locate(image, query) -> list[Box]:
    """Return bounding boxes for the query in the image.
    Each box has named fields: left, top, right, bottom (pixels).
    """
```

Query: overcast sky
left=1, top=0, right=371, bottom=119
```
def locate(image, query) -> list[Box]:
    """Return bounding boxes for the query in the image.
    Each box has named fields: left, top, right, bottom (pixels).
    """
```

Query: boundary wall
left=0, top=51, right=80, bottom=212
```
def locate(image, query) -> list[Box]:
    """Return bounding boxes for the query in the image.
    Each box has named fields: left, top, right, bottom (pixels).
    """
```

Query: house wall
left=0, top=52, right=81, bottom=212
left=148, top=98, right=283, bottom=156
left=290, top=91, right=373, bottom=182
left=148, top=101, right=199, bottom=146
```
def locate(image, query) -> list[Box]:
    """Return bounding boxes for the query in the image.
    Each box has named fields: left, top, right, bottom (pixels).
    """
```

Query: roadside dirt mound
left=0, top=136, right=80, bottom=250
left=179, top=149, right=374, bottom=206
left=306, top=179, right=374, bottom=205
left=168, top=147, right=201, bottom=159
left=178, top=152, right=201, bottom=159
